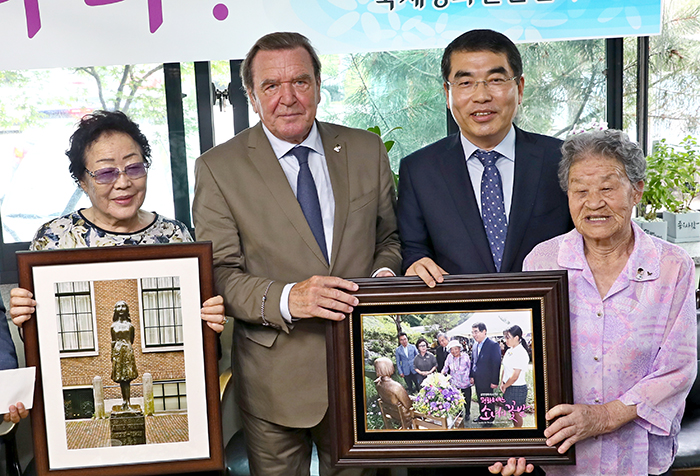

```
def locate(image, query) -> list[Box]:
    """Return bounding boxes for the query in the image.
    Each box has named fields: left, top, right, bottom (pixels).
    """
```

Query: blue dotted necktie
left=474, top=149, right=507, bottom=271
left=291, top=146, right=328, bottom=263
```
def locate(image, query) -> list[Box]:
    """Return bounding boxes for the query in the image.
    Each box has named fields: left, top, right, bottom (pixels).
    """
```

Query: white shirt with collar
left=262, top=121, right=395, bottom=322
left=461, top=125, right=516, bottom=222
left=261, top=122, right=335, bottom=322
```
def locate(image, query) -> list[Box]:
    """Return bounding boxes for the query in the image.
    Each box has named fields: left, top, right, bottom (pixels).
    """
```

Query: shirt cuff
left=372, top=267, right=395, bottom=277
left=280, top=283, right=296, bottom=323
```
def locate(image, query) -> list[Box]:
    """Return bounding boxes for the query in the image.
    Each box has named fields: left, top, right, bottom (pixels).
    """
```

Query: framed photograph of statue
left=326, top=272, right=575, bottom=468
left=17, top=242, right=223, bottom=476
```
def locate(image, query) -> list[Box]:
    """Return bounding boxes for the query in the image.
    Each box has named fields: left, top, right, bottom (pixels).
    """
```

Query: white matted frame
left=17, top=242, right=223, bottom=476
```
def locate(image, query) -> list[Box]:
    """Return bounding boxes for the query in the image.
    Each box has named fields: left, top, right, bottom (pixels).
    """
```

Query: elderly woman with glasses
left=9, top=111, right=226, bottom=333
left=489, top=130, right=697, bottom=476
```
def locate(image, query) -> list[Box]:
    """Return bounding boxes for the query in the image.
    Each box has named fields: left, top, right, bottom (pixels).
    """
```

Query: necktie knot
left=474, top=149, right=499, bottom=167
left=291, top=146, right=311, bottom=166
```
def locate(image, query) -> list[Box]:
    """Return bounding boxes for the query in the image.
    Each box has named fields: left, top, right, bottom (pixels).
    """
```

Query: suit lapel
left=439, top=134, right=496, bottom=273
left=502, top=127, right=544, bottom=272
left=247, top=124, right=329, bottom=267
left=318, top=122, right=349, bottom=275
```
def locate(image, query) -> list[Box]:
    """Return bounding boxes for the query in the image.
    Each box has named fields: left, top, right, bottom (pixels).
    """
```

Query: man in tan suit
left=193, top=32, right=400, bottom=476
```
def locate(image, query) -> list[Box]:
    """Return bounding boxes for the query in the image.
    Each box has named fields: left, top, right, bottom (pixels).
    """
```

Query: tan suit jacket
left=193, top=121, right=401, bottom=428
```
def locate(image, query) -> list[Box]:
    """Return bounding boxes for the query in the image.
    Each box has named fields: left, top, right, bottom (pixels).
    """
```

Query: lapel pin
left=334, top=144, right=341, bottom=153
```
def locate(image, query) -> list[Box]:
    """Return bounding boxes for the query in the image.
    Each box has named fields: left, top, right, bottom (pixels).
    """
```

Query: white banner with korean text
left=0, top=0, right=661, bottom=71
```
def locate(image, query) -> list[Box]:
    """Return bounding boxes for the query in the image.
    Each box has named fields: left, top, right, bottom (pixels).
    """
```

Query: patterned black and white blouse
left=30, top=210, right=192, bottom=250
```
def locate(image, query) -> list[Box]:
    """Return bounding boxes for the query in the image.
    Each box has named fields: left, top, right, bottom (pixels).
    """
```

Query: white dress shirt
left=261, top=122, right=335, bottom=322
left=461, top=125, right=516, bottom=223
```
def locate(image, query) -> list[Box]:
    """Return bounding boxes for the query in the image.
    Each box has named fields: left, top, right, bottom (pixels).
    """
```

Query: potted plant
left=634, top=142, right=676, bottom=240
left=657, top=136, right=700, bottom=242
left=635, top=136, right=700, bottom=242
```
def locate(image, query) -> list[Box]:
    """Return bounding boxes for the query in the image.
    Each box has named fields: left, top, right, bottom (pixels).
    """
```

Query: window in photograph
left=153, top=380, right=187, bottom=411
left=54, top=281, right=95, bottom=353
left=141, top=276, right=183, bottom=347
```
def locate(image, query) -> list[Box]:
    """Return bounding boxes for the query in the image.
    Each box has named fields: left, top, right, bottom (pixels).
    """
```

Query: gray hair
left=558, top=129, right=646, bottom=192
left=436, top=332, right=448, bottom=340
left=241, top=32, right=321, bottom=93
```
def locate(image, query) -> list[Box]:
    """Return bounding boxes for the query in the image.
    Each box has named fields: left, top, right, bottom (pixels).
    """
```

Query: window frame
left=55, top=280, right=99, bottom=358
left=139, top=276, right=184, bottom=352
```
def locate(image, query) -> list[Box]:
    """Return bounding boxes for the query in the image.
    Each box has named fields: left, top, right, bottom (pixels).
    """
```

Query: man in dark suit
left=192, top=32, right=400, bottom=476
left=397, top=29, right=572, bottom=285
left=394, top=332, right=419, bottom=393
left=435, top=332, right=449, bottom=373
left=470, top=322, right=502, bottom=423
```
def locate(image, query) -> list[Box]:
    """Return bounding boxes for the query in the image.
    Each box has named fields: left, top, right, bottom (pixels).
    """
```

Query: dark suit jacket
left=436, top=345, right=449, bottom=373
left=0, top=296, right=18, bottom=371
left=471, top=337, right=501, bottom=392
left=193, top=121, right=401, bottom=428
left=397, top=126, right=573, bottom=274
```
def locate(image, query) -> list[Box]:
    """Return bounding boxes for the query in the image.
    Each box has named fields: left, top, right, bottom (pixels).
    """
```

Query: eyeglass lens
left=93, top=162, right=148, bottom=184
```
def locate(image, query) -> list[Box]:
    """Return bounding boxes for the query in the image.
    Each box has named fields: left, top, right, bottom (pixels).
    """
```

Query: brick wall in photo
left=59, top=278, right=186, bottom=401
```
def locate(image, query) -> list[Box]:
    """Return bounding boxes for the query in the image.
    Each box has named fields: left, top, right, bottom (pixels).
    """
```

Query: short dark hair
left=398, top=332, right=408, bottom=339
left=441, top=29, right=522, bottom=84
left=416, top=337, right=429, bottom=348
left=66, top=110, right=151, bottom=184
left=472, top=322, right=487, bottom=332
left=241, top=32, right=322, bottom=93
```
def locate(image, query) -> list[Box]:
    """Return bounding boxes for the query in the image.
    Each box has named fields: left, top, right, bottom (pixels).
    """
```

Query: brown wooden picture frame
left=17, top=242, right=223, bottom=476
left=327, top=271, right=574, bottom=468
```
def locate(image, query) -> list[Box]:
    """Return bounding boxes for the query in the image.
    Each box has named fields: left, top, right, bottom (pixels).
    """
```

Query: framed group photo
left=326, top=272, right=575, bottom=468
left=17, top=243, right=223, bottom=476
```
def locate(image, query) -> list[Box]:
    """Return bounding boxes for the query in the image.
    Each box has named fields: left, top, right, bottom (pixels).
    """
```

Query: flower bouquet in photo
left=411, top=373, right=465, bottom=429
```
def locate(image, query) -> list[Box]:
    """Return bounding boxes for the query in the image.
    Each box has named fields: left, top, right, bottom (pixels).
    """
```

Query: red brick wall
left=60, top=278, right=186, bottom=400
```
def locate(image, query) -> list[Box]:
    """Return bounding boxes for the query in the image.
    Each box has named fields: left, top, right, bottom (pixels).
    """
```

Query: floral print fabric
left=30, top=210, right=192, bottom=250
left=524, top=222, right=697, bottom=476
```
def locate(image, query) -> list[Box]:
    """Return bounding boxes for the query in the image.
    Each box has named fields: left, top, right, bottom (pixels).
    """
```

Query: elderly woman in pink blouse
left=490, top=130, right=697, bottom=476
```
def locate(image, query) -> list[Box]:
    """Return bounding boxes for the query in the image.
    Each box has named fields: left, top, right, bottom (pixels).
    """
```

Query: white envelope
left=0, top=366, right=36, bottom=414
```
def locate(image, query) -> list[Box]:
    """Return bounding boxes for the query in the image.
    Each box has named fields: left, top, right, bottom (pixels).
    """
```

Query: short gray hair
left=241, top=32, right=321, bottom=92
left=558, top=129, right=646, bottom=192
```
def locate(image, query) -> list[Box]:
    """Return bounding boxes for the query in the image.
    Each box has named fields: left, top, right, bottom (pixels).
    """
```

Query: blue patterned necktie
left=291, top=146, right=328, bottom=263
left=474, top=149, right=507, bottom=271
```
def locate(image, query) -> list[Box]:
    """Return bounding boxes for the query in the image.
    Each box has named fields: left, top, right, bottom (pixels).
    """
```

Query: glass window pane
left=164, top=383, right=178, bottom=396
left=316, top=50, right=446, bottom=173
left=517, top=39, right=606, bottom=139
left=144, top=309, right=158, bottom=327
left=1, top=65, right=173, bottom=243
left=161, top=326, right=175, bottom=345
left=648, top=0, right=700, bottom=145
left=146, top=328, right=159, bottom=345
